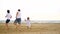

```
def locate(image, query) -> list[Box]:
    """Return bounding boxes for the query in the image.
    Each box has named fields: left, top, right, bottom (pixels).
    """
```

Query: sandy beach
left=0, top=23, right=60, bottom=34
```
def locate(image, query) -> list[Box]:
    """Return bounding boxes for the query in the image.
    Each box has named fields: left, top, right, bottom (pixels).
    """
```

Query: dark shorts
left=14, top=18, right=21, bottom=24
left=6, top=19, right=10, bottom=23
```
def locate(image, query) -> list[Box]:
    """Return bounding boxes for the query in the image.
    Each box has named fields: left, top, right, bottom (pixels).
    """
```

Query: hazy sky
left=0, top=0, right=60, bottom=20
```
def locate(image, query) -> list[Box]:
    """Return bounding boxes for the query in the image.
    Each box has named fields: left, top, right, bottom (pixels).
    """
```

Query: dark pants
left=6, top=19, right=10, bottom=23
left=14, top=18, right=21, bottom=24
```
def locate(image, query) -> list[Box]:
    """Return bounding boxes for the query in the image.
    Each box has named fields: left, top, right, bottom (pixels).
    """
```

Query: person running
left=14, top=9, right=21, bottom=30
left=5, top=10, right=12, bottom=30
left=25, top=17, right=31, bottom=29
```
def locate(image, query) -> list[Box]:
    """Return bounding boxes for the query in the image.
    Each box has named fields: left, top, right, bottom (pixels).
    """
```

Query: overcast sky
left=0, top=0, right=60, bottom=20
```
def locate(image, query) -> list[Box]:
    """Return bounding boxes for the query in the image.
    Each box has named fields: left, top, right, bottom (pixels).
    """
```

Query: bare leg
left=14, top=23, right=17, bottom=29
left=27, top=25, right=31, bottom=29
left=17, top=24, right=21, bottom=30
left=5, top=23, right=9, bottom=30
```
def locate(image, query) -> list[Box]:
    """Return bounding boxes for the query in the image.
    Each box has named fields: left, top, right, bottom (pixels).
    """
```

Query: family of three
left=5, top=9, right=31, bottom=30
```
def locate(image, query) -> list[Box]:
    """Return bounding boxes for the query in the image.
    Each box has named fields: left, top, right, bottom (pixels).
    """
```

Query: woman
left=5, top=10, right=12, bottom=30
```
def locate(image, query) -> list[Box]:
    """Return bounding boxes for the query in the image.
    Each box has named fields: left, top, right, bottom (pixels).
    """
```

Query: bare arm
left=16, top=12, right=18, bottom=18
left=5, top=14, right=7, bottom=17
left=10, top=15, right=12, bottom=18
left=25, top=19, right=26, bottom=21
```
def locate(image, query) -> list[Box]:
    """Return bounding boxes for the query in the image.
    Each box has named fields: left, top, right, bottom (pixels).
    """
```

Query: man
left=14, top=9, right=21, bottom=30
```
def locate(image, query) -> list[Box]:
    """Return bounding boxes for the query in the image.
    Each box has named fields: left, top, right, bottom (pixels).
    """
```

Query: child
left=5, top=10, right=12, bottom=30
left=25, top=17, right=31, bottom=29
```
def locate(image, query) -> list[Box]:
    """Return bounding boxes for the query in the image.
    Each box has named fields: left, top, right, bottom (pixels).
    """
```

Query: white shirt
left=6, top=13, right=12, bottom=19
left=16, top=11, right=21, bottom=18
left=26, top=20, right=31, bottom=27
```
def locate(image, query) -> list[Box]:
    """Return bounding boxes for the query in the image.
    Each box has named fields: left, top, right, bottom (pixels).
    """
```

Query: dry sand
left=0, top=23, right=60, bottom=34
